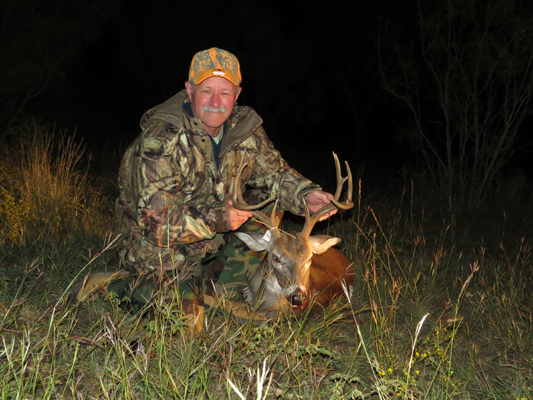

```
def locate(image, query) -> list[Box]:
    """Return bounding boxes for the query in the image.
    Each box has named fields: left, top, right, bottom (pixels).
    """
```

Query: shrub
left=0, top=120, right=113, bottom=245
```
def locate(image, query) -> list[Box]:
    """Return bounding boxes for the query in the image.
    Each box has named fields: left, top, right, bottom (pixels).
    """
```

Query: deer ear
left=235, top=232, right=269, bottom=252
left=308, top=235, right=342, bottom=255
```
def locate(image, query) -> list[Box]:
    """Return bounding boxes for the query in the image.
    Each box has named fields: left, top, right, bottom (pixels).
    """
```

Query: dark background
left=1, top=0, right=531, bottom=194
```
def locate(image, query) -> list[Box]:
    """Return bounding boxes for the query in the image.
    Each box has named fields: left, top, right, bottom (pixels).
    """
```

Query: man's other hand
left=225, top=198, right=252, bottom=230
left=306, top=190, right=338, bottom=221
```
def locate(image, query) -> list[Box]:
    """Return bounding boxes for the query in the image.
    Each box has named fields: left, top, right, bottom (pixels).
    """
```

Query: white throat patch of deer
left=232, top=152, right=354, bottom=320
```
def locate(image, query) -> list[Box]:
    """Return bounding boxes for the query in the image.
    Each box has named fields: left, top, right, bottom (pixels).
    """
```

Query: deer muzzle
left=289, top=287, right=308, bottom=309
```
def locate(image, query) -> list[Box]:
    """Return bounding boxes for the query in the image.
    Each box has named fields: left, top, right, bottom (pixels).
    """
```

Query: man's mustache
left=202, top=105, right=227, bottom=113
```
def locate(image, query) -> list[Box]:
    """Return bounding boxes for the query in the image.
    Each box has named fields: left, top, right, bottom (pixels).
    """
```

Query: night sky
left=3, top=0, right=532, bottom=193
left=0, top=1, right=395, bottom=188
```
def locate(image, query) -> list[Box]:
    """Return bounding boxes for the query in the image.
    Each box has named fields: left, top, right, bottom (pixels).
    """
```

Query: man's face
left=185, top=77, right=242, bottom=137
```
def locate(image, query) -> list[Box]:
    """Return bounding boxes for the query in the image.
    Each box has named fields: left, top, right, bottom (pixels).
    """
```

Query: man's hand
left=306, top=190, right=337, bottom=221
left=225, top=198, right=252, bottom=231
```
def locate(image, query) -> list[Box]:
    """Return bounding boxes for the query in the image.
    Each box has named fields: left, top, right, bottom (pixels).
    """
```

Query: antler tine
left=231, top=156, right=279, bottom=230
left=301, top=152, right=354, bottom=237
left=330, top=152, right=354, bottom=210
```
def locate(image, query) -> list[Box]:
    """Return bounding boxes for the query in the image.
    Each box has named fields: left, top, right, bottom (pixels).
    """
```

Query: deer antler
left=231, top=156, right=280, bottom=230
left=301, top=152, right=354, bottom=238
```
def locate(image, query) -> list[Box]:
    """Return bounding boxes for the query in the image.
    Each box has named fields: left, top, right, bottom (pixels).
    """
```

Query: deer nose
left=289, top=288, right=307, bottom=308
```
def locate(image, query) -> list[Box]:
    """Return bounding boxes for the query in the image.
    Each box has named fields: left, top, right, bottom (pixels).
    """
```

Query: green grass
left=1, top=126, right=533, bottom=399
left=2, top=203, right=532, bottom=399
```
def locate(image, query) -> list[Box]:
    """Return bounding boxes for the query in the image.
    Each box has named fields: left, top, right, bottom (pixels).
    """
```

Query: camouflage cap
left=189, top=47, right=242, bottom=86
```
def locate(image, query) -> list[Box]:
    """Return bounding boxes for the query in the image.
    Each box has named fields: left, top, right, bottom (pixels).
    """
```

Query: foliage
left=1, top=179, right=533, bottom=399
left=0, top=119, right=113, bottom=245
left=378, top=0, right=533, bottom=207
left=0, top=186, right=36, bottom=246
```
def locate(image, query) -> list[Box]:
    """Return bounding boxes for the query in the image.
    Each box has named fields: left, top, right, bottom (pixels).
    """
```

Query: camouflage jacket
left=116, top=89, right=321, bottom=272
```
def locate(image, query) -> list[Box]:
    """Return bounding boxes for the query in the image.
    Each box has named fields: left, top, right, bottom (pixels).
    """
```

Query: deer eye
left=272, top=253, right=283, bottom=263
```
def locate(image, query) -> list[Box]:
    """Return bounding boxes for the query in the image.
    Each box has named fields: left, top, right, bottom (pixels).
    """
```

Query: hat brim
left=193, top=68, right=240, bottom=86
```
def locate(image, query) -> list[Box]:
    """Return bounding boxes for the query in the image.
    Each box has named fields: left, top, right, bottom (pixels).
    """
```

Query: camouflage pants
left=108, top=207, right=278, bottom=314
left=205, top=217, right=267, bottom=301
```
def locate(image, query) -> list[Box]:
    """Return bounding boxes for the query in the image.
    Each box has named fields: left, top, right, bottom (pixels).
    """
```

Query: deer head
left=231, top=152, right=353, bottom=316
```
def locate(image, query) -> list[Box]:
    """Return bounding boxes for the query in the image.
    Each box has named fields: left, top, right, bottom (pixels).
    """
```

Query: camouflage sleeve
left=124, top=123, right=227, bottom=248
left=246, top=127, right=321, bottom=215
left=139, top=200, right=225, bottom=248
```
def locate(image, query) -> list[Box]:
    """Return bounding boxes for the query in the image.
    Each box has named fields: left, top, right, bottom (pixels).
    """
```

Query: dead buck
left=231, top=152, right=355, bottom=320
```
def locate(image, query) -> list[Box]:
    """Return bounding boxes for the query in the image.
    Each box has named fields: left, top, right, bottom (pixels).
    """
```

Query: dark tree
left=379, top=0, right=533, bottom=206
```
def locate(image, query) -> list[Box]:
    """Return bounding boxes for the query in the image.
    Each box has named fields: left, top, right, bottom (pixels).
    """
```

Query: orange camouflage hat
left=189, top=47, right=242, bottom=86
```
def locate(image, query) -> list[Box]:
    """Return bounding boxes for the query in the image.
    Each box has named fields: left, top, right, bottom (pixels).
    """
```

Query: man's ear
left=185, top=81, right=193, bottom=100
left=234, top=86, right=242, bottom=102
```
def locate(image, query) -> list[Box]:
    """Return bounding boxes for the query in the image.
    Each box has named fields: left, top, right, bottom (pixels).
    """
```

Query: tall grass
left=0, top=121, right=532, bottom=398
left=2, top=207, right=532, bottom=399
left=0, top=120, right=112, bottom=245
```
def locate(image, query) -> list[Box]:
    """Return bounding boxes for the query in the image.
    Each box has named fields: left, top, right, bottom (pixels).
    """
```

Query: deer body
left=306, top=248, right=354, bottom=311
